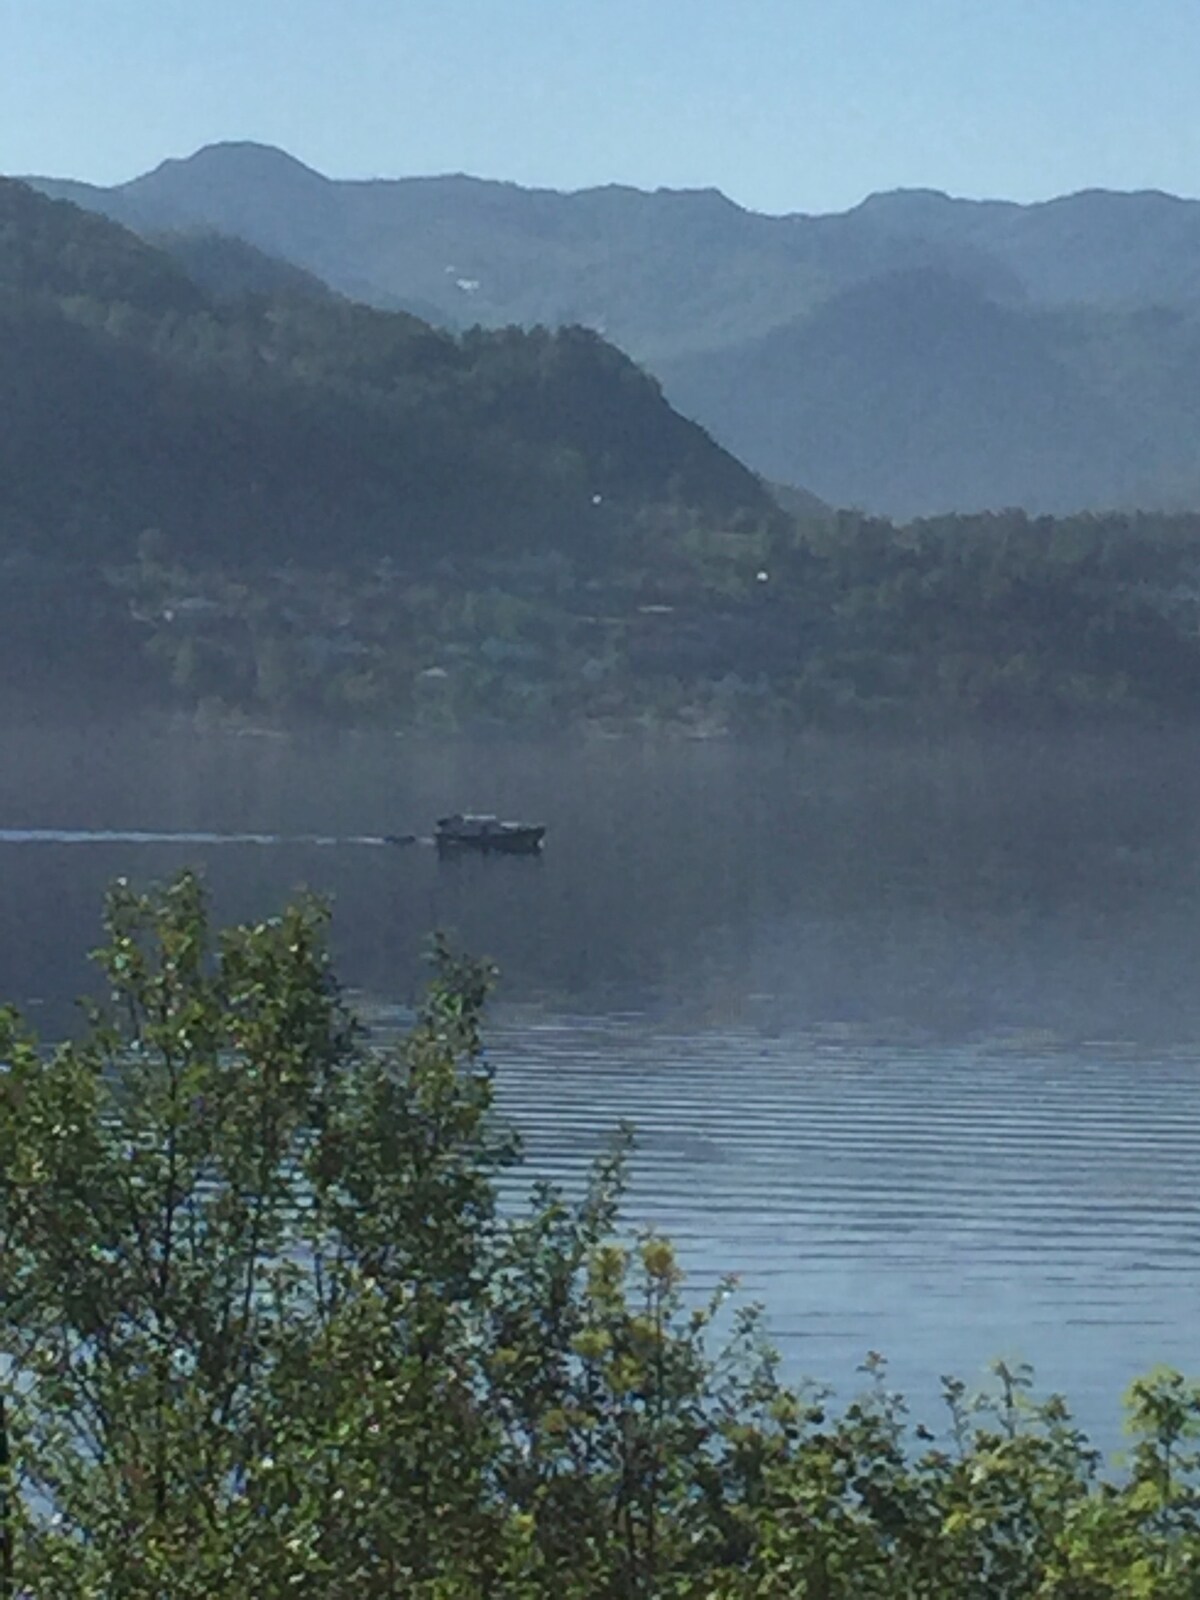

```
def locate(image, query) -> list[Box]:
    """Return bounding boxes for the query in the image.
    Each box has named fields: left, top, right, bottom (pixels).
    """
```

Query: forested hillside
left=0, top=176, right=768, bottom=569
left=8, top=176, right=1200, bottom=730
left=29, top=142, right=1200, bottom=516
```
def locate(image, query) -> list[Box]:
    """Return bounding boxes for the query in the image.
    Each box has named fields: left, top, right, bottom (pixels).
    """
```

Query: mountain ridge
left=21, top=143, right=1200, bottom=516
left=35, top=140, right=1200, bottom=219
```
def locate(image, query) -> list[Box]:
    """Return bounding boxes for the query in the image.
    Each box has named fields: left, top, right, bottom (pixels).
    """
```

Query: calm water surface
left=4, top=720, right=1200, bottom=1450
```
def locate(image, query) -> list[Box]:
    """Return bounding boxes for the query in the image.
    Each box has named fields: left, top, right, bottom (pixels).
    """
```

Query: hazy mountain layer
left=29, top=142, right=1200, bottom=518
left=660, top=273, right=1200, bottom=517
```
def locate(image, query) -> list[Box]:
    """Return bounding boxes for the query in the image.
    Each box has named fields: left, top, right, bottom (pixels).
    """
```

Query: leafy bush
left=2, top=875, right=1200, bottom=1596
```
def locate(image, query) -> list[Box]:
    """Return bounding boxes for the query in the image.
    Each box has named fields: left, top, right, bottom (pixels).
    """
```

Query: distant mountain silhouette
left=661, top=271, right=1200, bottom=517
left=23, top=143, right=1200, bottom=514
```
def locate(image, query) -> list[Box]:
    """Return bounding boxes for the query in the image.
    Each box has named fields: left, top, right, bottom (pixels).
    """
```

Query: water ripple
left=487, top=1016, right=1200, bottom=1450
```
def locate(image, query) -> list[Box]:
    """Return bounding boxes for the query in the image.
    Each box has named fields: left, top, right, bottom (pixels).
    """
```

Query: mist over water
left=3, top=718, right=1200, bottom=1449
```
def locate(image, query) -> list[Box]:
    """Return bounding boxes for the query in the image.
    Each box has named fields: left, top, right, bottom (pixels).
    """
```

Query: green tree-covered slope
left=0, top=176, right=770, bottom=568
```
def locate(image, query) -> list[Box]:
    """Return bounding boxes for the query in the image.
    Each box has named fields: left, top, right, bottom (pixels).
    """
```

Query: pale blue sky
left=4, top=0, right=1199, bottom=213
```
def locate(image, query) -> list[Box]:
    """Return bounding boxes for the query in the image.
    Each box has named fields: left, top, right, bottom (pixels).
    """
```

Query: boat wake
left=0, top=829, right=413, bottom=848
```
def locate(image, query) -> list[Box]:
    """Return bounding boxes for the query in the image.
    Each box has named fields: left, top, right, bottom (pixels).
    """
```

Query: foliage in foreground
left=2, top=875, right=1200, bottom=1596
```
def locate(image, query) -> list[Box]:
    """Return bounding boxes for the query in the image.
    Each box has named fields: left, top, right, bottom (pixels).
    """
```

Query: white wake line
left=0, top=829, right=419, bottom=847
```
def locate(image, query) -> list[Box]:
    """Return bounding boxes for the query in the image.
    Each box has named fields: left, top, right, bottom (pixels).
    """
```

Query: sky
left=4, top=0, right=1200, bottom=214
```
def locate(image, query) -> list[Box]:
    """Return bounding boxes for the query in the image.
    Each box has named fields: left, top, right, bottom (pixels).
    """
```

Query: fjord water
left=4, top=721, right=1200, bottom=1448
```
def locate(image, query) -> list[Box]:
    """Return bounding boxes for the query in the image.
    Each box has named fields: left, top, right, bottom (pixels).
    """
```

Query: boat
left=434, top=813, right=546, bottom=854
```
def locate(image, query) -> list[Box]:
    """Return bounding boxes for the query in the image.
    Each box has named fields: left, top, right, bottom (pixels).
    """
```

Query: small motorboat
left=435, top=813, right=546, bottom=854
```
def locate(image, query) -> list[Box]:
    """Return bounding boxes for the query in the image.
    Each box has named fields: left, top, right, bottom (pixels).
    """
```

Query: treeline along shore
left=10, top=505, right=1200, bottom=734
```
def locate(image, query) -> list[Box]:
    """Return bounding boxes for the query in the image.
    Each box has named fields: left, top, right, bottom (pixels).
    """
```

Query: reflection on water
left=3, top=719, right=1200, bottom=1450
